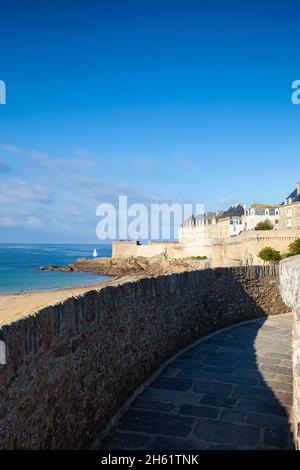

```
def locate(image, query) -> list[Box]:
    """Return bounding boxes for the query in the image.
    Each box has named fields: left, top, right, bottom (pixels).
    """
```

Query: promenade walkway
left=100, top=314, right=294, bottom=450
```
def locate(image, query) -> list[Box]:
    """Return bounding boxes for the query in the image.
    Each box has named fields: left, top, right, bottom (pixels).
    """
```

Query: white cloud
left=0, top=143, right=175, bottom=240
left=0, top=216, right=16, bottom=228
left=0, top=143, right=22, bottom=154
left=0, top=143, right=97, bottom=173
left=0, top=178, right=50, bottom=204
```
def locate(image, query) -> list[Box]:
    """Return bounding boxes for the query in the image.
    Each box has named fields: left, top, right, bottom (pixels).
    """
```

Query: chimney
left=297, top=181, right=300, bottom=195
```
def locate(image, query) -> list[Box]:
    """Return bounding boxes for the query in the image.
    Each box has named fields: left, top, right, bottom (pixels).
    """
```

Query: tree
left=254, top=220, right=274, bottom=231
left=288, top=239, right=300, bottom=256
left=258, top=246, right=282, bottom=263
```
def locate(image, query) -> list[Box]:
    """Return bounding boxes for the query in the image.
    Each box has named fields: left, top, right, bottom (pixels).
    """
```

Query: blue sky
left=0, top=0, right=299, bottom=242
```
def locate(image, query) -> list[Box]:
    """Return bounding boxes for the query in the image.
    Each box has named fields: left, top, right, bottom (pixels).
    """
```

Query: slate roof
left=217, top=204, right=245, bottom=220
left=183, top=205, right=244, bottom=226
left=281, top=188, right=300, bottom=205
left=183, top=211, right=218, bottom=224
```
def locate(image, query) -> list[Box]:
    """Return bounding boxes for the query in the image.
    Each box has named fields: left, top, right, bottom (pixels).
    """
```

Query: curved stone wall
left=0, top=266, right=288, bottom=449
left=280, top=255, right=300, bottom=449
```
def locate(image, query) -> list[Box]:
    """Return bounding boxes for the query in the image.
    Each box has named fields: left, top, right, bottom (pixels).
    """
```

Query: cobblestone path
left=100, top=314, right=293, bottom=450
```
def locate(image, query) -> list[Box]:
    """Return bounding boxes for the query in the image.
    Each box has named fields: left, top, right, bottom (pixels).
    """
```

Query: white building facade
left=244, top=204, right=280, bottom=231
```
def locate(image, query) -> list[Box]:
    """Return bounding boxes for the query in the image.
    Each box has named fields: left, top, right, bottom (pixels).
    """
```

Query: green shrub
left=288, top=239, right=300, bottom=256
left=254, top=220, right=274, bottom=231
left=258, top=246, right=282, bottom=263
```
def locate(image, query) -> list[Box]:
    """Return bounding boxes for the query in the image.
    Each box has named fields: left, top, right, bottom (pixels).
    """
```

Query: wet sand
left=0, top=275, right=137, bottom=326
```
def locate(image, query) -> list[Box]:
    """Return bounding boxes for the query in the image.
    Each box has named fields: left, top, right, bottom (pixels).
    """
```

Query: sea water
left=0, top=244, right=112, bottom=294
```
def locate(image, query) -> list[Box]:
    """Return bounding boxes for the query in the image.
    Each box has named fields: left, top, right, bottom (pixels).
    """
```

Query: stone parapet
left=280, top=255, right=300, bottom=449
left=0, top=266, right=288, bottom=449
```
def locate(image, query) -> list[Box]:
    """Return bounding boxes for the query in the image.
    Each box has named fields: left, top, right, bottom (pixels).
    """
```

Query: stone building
left=112, top=182, right=300, bottom=267
left=279, top=182, right=300, bottom=228
left=217, top=204, right=244, bottom=237
left=179, top=204, right=245, bottom=241
left=244, top=203, right=280, bottom=231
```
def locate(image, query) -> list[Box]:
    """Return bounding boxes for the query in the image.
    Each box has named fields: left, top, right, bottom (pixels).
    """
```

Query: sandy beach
left=0, top=275, right=137, bottom=327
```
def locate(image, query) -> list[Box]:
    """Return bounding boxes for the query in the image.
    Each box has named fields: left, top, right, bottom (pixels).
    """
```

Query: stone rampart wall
left=0, top=266, right=288, bottom=449
left=280, top=255, right=300, bottom=449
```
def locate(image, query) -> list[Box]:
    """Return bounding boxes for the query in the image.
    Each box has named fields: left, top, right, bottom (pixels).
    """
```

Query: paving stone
left=263, top=428, right=292, bottom=449
left=100, top=315, right=293, bottom=451
left=177, top=369, right=217, bottom=380
left=101, top=431, right=153, bottom=449
left=233, top=385, right=278, bottom=404
left=273, top=391, right=293, bottom=406
left=118, top=409, right=196, bottom=436
left=160, top=367, right=181, bottom=378
left=207, top=339, right=248, bottom=350
left=200, top=395, right=237, bottom=408
left=178, top=404, right=220, bottom=419
left=276, top=374, right=293, bottom=384
left=234, top=368, right=262, bottom=379
left=140, top=388, right=200, bottom=405
left=237, top=361, right=258, bottom=370
left=280, top=359, right=292, bottom=368
left=206, top=443, right=241, bottom=450
left=267, top=353, right=291, bottom=360
left=247, top=413, right=291, bottom=431
left=260, top=365, right=292, bottom=376
left=203, top=365, right=235, bottom=374
left=261, top=381, right=292, bottom=393
left=192, top=380, right=233, bottom=397
left=172, top=360, right=205, bottom=370
left=218, top=374, right=257, bottom=386
left=220, top=409, right=247, bottom=423
left=151, top=377, right=194, bottom=391
left=133, top=398, right=175, bottom=412
left=237, top=399, right=288, bottom=417
left=151, top=436, right=207, bottom=450
left=202, top=353, right=240, bottom=367
left=194, top=419, right=259, bottom=446
left=257, top=357, right=281, bottom=366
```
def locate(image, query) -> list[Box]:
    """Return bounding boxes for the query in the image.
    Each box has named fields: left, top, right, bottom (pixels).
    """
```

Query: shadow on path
left=100, top=314, right=294, bottom=450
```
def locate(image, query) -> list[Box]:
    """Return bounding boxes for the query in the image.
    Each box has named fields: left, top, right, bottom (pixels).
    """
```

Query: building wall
left=220, top=229, right=300, bottom=266
left=112, top=227, right=300, bottom=267
left=279, top=203, right=300, bottom=229
left=0, top=266, right=288, bottom=449
left=245, top=213, right=279, bottom=231
left=112, top=241, right=178, bottom=259
left=176, top=226, right=300, bottom=267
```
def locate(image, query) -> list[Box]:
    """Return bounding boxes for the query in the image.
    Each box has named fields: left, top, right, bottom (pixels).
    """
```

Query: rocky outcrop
left=39, top=254, right=209, bottom=277
left=39, top=265, right=73, bottom=272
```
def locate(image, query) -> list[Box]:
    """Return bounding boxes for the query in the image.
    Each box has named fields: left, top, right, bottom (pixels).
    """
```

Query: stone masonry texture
left=101, top=314, right=293, bottom=450
left=280, top=255, right=300, bottom=449
left=0, top=265, right=290, bottom=449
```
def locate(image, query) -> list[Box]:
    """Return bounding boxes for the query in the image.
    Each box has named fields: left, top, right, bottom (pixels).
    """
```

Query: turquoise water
left=0, top=244, right=112, bottom=294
